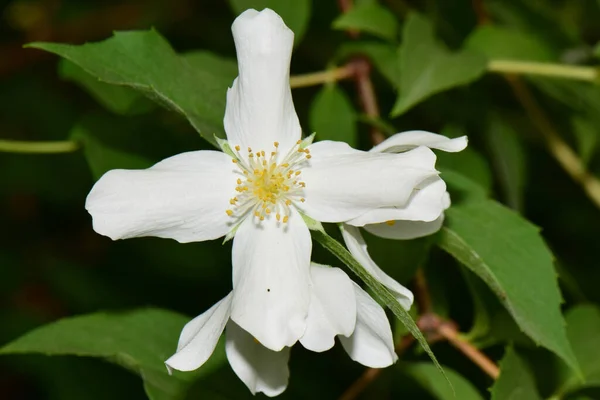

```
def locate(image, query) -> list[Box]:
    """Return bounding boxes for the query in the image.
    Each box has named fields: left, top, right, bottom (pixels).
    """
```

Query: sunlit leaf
left=391, top=13, right=486, bottom=116
left=0, top=309, right=226, bottom=400
left=438, top=199, right=580, bottom=374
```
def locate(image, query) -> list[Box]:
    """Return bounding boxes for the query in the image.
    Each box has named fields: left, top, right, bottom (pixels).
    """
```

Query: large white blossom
left=85, top=8, right=444, bottom=353
left=342, top=131, right=468, bottom=311
left=165, top=263, right=396, bottom=396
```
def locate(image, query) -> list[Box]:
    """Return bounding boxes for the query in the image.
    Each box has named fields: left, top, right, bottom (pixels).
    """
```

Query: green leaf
left=71, top=123, right=153, bottom=180
left=491, top=347, right=541, bottom=400
left=28, top=31, right=236, bottom=147
left=555, top=305, right=600, bottom=396
left=391, top=13, right=486, bottom=116
left=484, top=116, right=527, bottom=211
left=438, top=168, right=489, bottom=202
left=309, top=84, right=357, bottom=147
left=403, top=362, right=484, bottom=400
left=438, top=199, right=580, bottom=374
left=572, top=116, right=599, bottom=167
left=465, top=25, right=555, bottom=62
left=312, top=228, right=452, bottom=391
left=227, top=0, right=311, bottom=45
left=0, top=308, right=226, bottom=400
left=332, top=3, right=399, bottom=42
left=59, top=60, right=155, bottom=115
left=594, top=42, right=600, bottom=59
left=336, top=41, right=399, bottom=86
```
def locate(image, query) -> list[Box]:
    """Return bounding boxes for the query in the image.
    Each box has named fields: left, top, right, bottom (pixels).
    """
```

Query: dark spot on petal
left=267, top=288, right=271, bottom=292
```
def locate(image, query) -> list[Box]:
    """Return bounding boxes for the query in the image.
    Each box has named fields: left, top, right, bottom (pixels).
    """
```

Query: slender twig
left=488, top=60, right=599, bottom=83
left=472, top=0, right=490, bottom=24
left=437, top=323, right=500, bottom=379
left=413, top=268, right=432, bottom=314
left=0, top=139, right=79, bottom=153
left=505, top=76, right=600, bottom=209
left=338, top=335, right=415, bottom=400
left=289, top=65, right=355, bottom=89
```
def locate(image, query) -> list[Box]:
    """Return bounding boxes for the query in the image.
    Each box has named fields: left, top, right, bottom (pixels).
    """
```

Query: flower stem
left=0, top=139, right=80, bottom=154
left=488, top=60, right=599, bottom=82
left=289, top=65, right=355, bottom=89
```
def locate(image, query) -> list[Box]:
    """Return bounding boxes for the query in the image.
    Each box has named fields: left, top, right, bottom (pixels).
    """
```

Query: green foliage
left=309, top=84, right=357, bottom=147
left=439, top=199, right=580, bottom=373
left=28, top=31, right=236, bottom=147
left=227, top=0, right=311, bottom=44
left=391, top=13, right=487, bottom=116
left=403, top=362, right=484, bottom=400
left=465, top=25, right=556, bottom=61
left=491, top=347, right=541, bottom=400
left=0, top=309, right=226, bottom=400
left=332, top=2, right=399, bottom=42
left=336, top=41, right=399, bottom=86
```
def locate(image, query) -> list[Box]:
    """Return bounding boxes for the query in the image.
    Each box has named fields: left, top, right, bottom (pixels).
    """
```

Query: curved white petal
left=225, top=321, right=290, bottom=397
left=85, top=150, right=237, bottom=243
left=346, top=177, right=447, bottom=226
left=230, top=208, right=311, bottom=351
left=300, top=141, right=439, bottom=223
left=300, top=264, right=356, bottom=352
left=363, top=215, right=445, bottom=240
left=371, top=131, right=468, bottom=154
left=341, top=225, right=413, bottom=310
left=340, top=283, right=397, bottom=368
left=165, top=293, right=232, bottom=372
left=224, top=8, right=302, bottom=156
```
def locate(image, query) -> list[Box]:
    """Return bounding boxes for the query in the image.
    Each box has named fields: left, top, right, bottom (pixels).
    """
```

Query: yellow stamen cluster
left=226, top=141, right=310, bottom=223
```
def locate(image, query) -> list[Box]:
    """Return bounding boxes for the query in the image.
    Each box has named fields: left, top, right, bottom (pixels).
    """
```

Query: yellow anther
left=385, top=220, right=396, bottom=226
left=276, top=213, right=281, bottom=221
left=282, top=163, right=289, bottom=168
left=295, top=171, right=301, bottom=176
left=260, top=216, right=265, bottom=221
left=232, top=159, right=237, bottom=163
left=300, top=198, right=305, bottom=202
left=265, top=208, right=271, bottom=214
left=254, top=211, right=260, bottom=217
left=271, top=152, right=276, bottom=156
left=248, top=147, right=252, bottom=152
left=305, top=149, right=310, bottom=154
left=285, top=200, right=292, bottom=206
left=226, top=210, right=233, bottom=216
left=274, top=142, right=279, bottom=148
left=237, top=178, right=242, bottom=185
left=261, top=151, right=265, bottom=157
left=306, top=155, right=312, bottom=159
left=283, top=216, right=289, bottom=223
left=249, top=153, right=254, bottom=158
left=235, top=145, right=241, bottom=151
left=262, top=160, right=267, bottom=166
left=299, top=182, right=306, bottom=187
left=229, top=199, right=236, bottom=205
left=296, top=140, right=302, bottom=145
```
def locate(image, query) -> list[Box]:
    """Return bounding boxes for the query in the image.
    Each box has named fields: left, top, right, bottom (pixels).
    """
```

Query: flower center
left=226, top=141, right=310, bottom=223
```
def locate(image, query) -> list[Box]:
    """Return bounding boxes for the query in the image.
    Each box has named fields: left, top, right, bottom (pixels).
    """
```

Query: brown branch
left=472, top=0, right=490, bottom=25
left=437, top=322, right=500, bottom=379
left=413, top=268, right=432, bottom=314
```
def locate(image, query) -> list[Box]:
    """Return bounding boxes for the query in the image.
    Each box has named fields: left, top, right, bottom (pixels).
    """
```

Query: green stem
left=0, top=139, right=80, bottom=154
left=289, top=65, right=355, bottom=88
left=312, top=228, right=452, bottom=392
left=488, top=60, right=599, bottom=82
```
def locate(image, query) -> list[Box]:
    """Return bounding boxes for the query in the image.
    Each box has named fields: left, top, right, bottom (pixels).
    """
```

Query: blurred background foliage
left=1, top=0, right=600, bottom=399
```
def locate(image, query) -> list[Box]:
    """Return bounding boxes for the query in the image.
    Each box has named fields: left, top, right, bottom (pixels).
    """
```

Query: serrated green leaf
left=309, top=85, right=357, bottom=147
left=438, top=199, right=580, bottom=374
left=484, top=116, right=527, bottom=211
left=403, top=362, right=484, bottom=400
left=332, top=3, right=398, bottom=42
left=59, top=60, right=155, bottom=115
left=391, top=13, right=486, bottom=116
left=312, top=229, right=452, bottom=391
left=465, top=25, right=556, bottom=62
left=28, top=31, right=236, bottom=147
left=491, top=347, right=541, bottom=400
left=227, top=0, right=311, bottom=45
left=554, top=305, right=600, bottom=396
left=0, top=308, right=226, bottom=400
left=336, top=41, right=399, bottom=86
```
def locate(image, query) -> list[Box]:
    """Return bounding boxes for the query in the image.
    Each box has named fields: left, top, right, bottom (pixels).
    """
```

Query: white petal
left=363, top=215, right=445, bottom=240
left=300, top=264, right=356, bottom=352
left=224, top=9, right=301, bottom=156
left=340, top=283, right=397, bottom=368
left=341, top=225, right=413, bottom=310
left=300, top=141, right=439, bottom=223
left=371, top=130, right=468, bottom=154
left=346, top=177, right=448, bottom=226
left=226, top=321, right=290, bottom=397
left=165, top=293, right=232, bottom=372
left=85, top=151, right=237, bottom=243
left=230, top=208, right=311, bottom=351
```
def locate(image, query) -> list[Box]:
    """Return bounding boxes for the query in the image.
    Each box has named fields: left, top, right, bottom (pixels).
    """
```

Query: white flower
left=341, top=131, right=468, bottom=310
left=86, top=9, right=440, bottom=352
left=165, top=263, right=396, bottom=397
